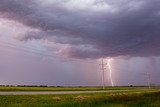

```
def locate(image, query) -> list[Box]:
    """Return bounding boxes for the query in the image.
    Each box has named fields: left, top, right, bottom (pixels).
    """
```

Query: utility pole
left=146, top=72, right=151, bottom=89
left=100, top=59, right=107, bottom=89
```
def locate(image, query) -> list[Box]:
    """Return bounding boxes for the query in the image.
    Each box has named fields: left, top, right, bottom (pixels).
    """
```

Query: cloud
left=0, top=0, right=160, bottom=59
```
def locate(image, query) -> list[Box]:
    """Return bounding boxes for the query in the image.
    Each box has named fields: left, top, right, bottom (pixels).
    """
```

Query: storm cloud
left=0, top=0, right=160, bottom=59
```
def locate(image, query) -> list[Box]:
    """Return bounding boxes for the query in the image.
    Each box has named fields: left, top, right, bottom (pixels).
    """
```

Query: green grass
left=0, top=86, right=159, bottom=91
left=0, top=88, right=159, bottom=107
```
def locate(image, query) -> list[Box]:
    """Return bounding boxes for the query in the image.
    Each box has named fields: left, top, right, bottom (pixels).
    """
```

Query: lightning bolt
left=107, top=58, right=114, bottom=87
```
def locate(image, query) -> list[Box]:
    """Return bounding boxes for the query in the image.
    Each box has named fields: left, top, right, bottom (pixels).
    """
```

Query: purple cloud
left=0, top=0, right=160, bottom=59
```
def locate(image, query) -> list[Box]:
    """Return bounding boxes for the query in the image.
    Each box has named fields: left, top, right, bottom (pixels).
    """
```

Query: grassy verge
left=0, top=90, right=159, bottom=107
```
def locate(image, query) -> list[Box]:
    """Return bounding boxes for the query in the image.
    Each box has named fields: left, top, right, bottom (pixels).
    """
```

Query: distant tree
left=130, top=85, right=133, bottom=87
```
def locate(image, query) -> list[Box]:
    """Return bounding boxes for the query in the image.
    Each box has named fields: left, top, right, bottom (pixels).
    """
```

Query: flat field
left=0, top=86, right=159, bottom=107
left=0, top=86, right=159, bottom=91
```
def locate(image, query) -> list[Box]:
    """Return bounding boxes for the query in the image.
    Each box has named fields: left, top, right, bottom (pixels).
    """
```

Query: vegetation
left=0, top=91, right=159, bottom=107
left=0, top=87, right=159, bottom=107
left=0, top=86, right=159, bottom=91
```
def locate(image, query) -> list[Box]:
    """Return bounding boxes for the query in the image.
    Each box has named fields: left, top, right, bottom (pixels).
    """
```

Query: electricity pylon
left=146, top=72, right=151, bottom=88
left=100, top=59, right=107, bottom=89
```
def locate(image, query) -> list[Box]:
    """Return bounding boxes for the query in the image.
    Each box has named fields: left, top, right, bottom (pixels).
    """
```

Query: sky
left=0, top=0, right=160, bottom=86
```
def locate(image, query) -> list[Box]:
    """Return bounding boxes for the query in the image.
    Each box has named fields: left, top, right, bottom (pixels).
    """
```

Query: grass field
left=0, top=86, right=159, bottom=107
left=0, top=86, right=159, bottom=91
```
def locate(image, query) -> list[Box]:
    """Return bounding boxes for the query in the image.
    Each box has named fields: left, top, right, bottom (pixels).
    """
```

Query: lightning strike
left=107, top=58, right=114, bottom=87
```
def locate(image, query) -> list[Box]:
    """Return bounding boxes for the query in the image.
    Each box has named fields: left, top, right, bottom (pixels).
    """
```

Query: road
left=0, top=90, right=126, bottom=95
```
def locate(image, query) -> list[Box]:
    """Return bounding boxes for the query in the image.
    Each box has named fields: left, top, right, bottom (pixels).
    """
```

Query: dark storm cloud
left=0, top=0, right=160, bottom=59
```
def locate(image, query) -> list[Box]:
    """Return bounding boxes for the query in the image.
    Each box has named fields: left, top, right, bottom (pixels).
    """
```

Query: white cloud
left=38, top=0, right=113, bottom=12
